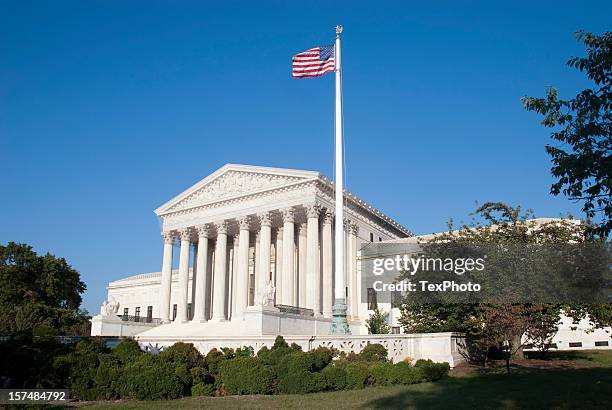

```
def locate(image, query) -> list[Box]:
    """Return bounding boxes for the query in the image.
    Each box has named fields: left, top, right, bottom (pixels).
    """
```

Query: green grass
left=80, top=350, right=612, bottom=410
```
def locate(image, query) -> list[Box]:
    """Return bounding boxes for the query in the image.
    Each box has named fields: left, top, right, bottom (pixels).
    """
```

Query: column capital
left=281, top=207, right=296, bottom=223
left=179, top=228, right=193, bottom=241
left=323, top=209, right=334, bottom=224
left=195, top=225, right=210, bottom=238
left=347, top=220, right=359, bottom=235
left=305, top=203, right=321, bottom=219
left=297, top=223, right=307, bottom=235
left=258, top=212, right=272, bottom=227
left=162, top=231, right=176, bottom=244
left=215, top=221, right=229, bottom=235
left=236, top=215, right=251, bottom=230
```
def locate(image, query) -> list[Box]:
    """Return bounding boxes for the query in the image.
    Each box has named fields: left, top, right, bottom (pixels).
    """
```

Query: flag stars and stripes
left=292, top=45, right=335, bottom=78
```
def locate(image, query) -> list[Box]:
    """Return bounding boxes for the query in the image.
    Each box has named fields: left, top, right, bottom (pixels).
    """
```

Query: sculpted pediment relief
left=164, top=170, right=309, bottom=213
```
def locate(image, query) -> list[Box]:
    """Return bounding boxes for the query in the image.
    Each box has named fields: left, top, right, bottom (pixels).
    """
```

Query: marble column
left=348, top=221, right=359, bottom=319
left=322, top=211, right=333, bottom=317
left=275, top=228, right=283, bottom=304
left=177, top=228, right=192, bottom=323
left=298, top=223, right=307, bottom=307
left=257, top=212, right=272, bottom=305
left=234, top=216, right=250, bottom=318
left=281, top=208, right=296, bottom=305
left=160, top=231, right=175, bottom=323
left=306, top=204, right=321, bottom=313
left=193, top=226, right=210, bottom=322
left=230, top=236, right=239, bottom=319
left=211, top=221, right=229, bottom=321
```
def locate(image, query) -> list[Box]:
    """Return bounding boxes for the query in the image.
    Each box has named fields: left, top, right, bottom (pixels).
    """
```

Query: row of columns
left=159, top=205, right=360, bottom=324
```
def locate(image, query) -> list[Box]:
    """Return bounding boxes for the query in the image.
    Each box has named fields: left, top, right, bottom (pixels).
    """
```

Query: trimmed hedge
left=0, top=337, right=451, bottom=401
left=218, top=356, right=274, bottom=395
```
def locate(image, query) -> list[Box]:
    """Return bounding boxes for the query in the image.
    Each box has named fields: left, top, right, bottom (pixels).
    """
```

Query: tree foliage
left=522, top=31, right=612, bottom=236
left=365, top=308, right=391, bottom=334
left=397, top=202, right=612, bottom=366
left=0, top=242, right=87, bottom=335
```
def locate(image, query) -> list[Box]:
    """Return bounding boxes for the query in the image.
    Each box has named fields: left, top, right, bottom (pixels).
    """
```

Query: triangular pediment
left=156, top=164, right=319, bottom=215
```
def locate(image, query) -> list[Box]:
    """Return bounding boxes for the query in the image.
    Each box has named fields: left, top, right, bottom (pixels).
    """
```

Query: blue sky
left=1, top=1, right=610, bottom=313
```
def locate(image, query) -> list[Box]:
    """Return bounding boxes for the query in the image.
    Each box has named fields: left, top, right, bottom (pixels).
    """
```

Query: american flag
left=292, top=45, right=335, bottom=78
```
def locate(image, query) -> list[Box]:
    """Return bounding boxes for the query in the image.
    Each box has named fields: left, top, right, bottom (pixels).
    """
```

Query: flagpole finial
left=335, top=25, right=343, bottom=37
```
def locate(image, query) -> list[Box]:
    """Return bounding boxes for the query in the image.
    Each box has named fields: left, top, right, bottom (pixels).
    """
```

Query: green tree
left=397, top=202, right=612, bottom=365
left=366, top=308, right=390, bottom=334
left=522, top=31, right=612, bottom=237
left=0, top=242, right=88, bottom=335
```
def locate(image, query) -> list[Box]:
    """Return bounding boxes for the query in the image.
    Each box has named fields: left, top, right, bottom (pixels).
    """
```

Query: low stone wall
left=91, top=315, right=159, bottom=337
left=136, top=332, right=466, bottom=367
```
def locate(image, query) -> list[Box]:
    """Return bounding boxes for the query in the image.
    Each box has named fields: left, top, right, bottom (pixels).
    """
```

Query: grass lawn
left=79, top=350, right=612, bottom=410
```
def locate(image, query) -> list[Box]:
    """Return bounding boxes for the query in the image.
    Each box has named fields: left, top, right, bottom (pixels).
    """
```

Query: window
left=123, top=307, right=128, bottom=317
left=369, top=233, right=374, bottom=242
left=378, top=237, right=382, bottom=242
left=391, top=327, right=400, bottom=334
left=391, top=290, right=402, bottom=306
left=545, top=343, right=558, bottom=349
left=147, top=306, right=153, bottom=322
left=595, top=341, right=609, bottom=347
left=135, top=307, right=140, bottom=322
left=367, top=288, right=378, bottom=310
left=187, top=303, right=192, bottom=320
left=172, top=304, right=177, bottom=321
left=569, top=342, right=582, bottom=348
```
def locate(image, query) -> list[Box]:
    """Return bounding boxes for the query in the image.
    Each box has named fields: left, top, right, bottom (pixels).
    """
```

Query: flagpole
left=330, top=24, right=350, bottom=335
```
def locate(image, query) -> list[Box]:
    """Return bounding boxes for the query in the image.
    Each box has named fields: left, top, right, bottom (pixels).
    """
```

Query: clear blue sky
left=1, top=1, right=610, bottom=314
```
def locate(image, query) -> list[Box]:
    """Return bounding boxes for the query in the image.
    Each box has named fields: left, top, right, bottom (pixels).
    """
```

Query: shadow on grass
left=365, top=367, right=612, bottom=410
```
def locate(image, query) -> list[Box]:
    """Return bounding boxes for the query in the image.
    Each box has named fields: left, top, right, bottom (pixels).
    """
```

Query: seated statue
left=100, top=296, right=120, bottom=317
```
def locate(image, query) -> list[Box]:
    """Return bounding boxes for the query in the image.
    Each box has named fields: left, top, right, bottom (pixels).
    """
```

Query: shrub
left=273, top=335, right=289, bottom=350
left=191, top=382, right=215, bottom=396
left=159, top=342, right=203, bottom=369
left=111, top=338, right=143, bottom=364
left=204, top=348, right=225, bottom=375
left=344, top=362, right=371, bottom=389
left=392, top=362, right=425, bottom=385
left=309, top=347, right=335, bottom=371
left=123, top=354, right=189, bottom=400
left=191, top=366, right=215, bottom=386
left=322, top=363, right=348, bottom=391
left=276, top=353, right=326, bottom=394
left=218, top=356, right=274, bottom=395
left=234, top=346, right=254, bottom=358
left=92, top=353, right=125, bottom=399
left=414, top=359, right=450, bottom=381
left=359, top=343, right=388, bottom=362
left=58, top=338, right=109, bottom=400
left=367, top=361, right=395, bottom=386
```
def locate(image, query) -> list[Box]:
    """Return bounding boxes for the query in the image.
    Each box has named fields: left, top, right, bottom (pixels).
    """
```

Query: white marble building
left=93, top=164, right=412, bottom=337
left=91, top=164, right=609, bottom=359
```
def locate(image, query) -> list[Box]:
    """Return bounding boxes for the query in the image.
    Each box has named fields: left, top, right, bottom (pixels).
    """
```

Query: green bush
left=392, top=362, right=425, bottom=385
left=367, top=361, right=395, bottom=386
left=111, top=338, right=143, bottom=364
left=191, top=382, right=215, bottom=396
left=414, top=359, right=450, bottom=381
left=204, top=348, right=225, bottom=375
left=58, top=338, right=109, bottom=400
left=92, top=353, right=125, bottom=399
left=276, top=353, right=326, bottom=394
left=218, top=356, right=274, bottom=395
left=123, top=354, right=189, bottom=400
left=344, top=362, right=371, bottom=389
left=359, top=343, right=388, bottom=362
left=159, top=342, right=203, bottom=369
left=309, top=347, right=335, bottom=371
left=322, top=363, right=348, bottom=391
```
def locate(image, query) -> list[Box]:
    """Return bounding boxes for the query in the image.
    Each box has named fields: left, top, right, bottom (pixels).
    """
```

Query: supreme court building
left=91, top=164, right=609, bottom=362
